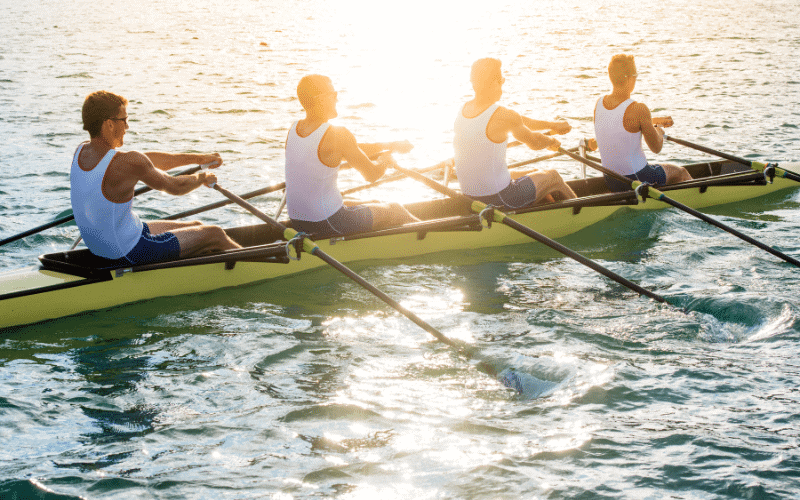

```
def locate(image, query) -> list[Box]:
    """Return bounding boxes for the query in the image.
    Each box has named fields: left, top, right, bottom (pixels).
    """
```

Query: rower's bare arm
left=132, top=152, right=212, bottom=196
left=144, top=152, right=222, bottom=171
left=339, top=129, right=387, bottom=183
left=652, top=116, right=674, bottom=128
left=637, top=104, right=664, bottom=153
left=521, top=116, right=571, bottom=135
left=508, top=111, right=560, bottom=152
left=358, top=140, right=413, bottom=158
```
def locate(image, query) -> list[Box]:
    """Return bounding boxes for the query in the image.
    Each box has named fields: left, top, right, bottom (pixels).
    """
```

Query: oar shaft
left=649, top=188, right=800, bottom=268
left=665, top=135, right=800, bottom=183
left=663, top=135, right=752, bottom=167
left=165, top=182, right=286, bottom=221
left=0, top=216, right=74, bottom=246
left=561, top=146, right=800, bottom=267
left=311, top=250, right=460, bottom=347
left=211, top=183, right=463, bottom=349
left=390, top=164, right=667, bottom=304
left=558, top=147, right=630, bottom=184
left=501, top=217, right=666, bottom=303
left=340, top=144, right=545, bottom=197
left=508, top=147, right=578, bottom=170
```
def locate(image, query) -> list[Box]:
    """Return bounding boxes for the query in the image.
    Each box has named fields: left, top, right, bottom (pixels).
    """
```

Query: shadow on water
left=0, top=479, right=85, bottom=500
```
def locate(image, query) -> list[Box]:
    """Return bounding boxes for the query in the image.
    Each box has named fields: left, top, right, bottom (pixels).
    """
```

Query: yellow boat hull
left=2, top=160, right=798, bottom=330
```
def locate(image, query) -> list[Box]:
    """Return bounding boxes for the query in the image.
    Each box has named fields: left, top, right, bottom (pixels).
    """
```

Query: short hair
left=82, top=91, right=128, bottom=138
left=297, top=74, right=332, bottom=111
left=608, top=54, right=636, bottom=87
left=470, top=58, right=502, bottom=95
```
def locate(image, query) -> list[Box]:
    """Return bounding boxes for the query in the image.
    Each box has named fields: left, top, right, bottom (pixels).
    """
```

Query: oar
left=211, top=182, right=560, bottom=396
left=1, top=163, right=210, bottom=248
left=340, top=145, right=578, bottom=198
left=507, top=146, right=580, bottom=171
left=559, top=148, right=800, bottom=268
left=165, top=181, right=286, bottom=221
left=390, top=164, right=668, bottom=304
left=210, top=183, right=468, bottom=350
left=664, top=135, right=800, bottom=183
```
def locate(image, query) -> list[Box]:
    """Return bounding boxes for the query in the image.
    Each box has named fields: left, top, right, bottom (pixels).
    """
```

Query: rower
left=284, top=74, right=419, bottom=235
left=453, top=58, right=576, bottom=210
left=594, top=54, right=692, bottom=192
left=71, top=90, right=241, bottom=267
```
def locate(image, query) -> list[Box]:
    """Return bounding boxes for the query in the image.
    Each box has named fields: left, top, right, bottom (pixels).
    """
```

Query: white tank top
left=453, top=103, right=511, bottom=196
left=70, top=144, right=144, bottom=259
left=285, top=121, right=343, bottom=222
left=594, top=97, right=648, bottom=176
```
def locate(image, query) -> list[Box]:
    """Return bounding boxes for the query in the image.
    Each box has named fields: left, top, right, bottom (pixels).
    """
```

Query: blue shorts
left=102, top=223, right=181, bottom=267
left=604, top=164, right=667, bottom=193
left=291, top=205, right=374, bottom=236
left=471, top=176, right=537, bottom=209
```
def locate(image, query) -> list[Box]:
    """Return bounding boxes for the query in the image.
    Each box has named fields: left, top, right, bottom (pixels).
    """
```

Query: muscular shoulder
left=324, top=125, right=358, bottom=150
left=108, top=150, right=153, bottom=178
left=491, top=106, right=523, bottom=130
left=627, top=101, right=652, bottom=120
left=318, top=125, right=355, bottom=168
left=623, top=101, right=652, bottom=132
left=493, top=105, right=520, bottom=122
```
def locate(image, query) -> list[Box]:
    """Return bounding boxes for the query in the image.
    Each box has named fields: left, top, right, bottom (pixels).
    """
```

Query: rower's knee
left=369, top=203, right=417, bottom=230
left=205, top=225, right=238, bottom=249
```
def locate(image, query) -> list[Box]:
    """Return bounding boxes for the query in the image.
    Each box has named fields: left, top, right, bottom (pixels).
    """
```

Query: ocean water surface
left=1, top=0, right=800, bottom=498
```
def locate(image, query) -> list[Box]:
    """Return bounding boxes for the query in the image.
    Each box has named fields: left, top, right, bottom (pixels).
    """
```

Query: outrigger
left=2, top=141, right=799, bottom=330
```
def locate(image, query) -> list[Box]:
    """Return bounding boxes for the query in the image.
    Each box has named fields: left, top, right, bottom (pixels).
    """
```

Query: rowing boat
left=2, top=156, right=798, bottom=330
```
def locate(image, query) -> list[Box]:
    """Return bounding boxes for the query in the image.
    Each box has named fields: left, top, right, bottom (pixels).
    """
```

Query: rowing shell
left=1, top=159, right=798, bottom=330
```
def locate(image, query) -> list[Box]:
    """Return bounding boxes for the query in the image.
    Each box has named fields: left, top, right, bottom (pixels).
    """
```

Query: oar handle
left=199, top=160, right=220, bottom=170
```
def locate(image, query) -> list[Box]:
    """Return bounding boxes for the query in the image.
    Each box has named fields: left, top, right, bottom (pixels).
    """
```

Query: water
left=2, top=0, right=800, bottom=498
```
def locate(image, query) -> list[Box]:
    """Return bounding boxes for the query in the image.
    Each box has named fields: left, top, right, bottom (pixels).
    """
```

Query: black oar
left=664, top=135, right=800, bottom=183
left=1, top=164, right=207, bottom=248
left=390, top=164, right=668, bottom=304
left=164, top=181, right=286, bottom=221
left=212, top=182, right=564, bottom=396
left=559, top=148, right=800, bottom=268
left=210, top=183, right=467, bottom=351
left=340, top=146, right=577, bottom=197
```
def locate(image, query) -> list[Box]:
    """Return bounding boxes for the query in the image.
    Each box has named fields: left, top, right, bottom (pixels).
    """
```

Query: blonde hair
left=470, top=58, right=502, bottom=95
left=608, top=54, right=636, bottom=87
left=297, top=74, right=332, bottom=112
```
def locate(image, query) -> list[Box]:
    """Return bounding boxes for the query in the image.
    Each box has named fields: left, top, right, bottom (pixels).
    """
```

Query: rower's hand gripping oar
left=209, top=182, right=470, bottom=353
left=0, top=162, right=215, bottom=249
left=663, top=134, right=800, bottom=183
left=389, top=163, right=668, bottom=304
left=559, top=147, right=800, bottom=268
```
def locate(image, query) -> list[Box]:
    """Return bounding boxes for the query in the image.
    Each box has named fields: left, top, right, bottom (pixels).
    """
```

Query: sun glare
left=311, top=1, right=532, bottom=167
